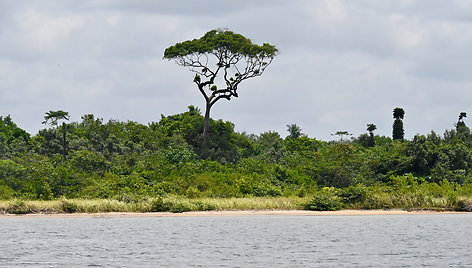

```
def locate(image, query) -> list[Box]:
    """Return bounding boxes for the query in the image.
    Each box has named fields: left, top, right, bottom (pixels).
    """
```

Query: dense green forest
left=2, top=107, right=472, bottom=212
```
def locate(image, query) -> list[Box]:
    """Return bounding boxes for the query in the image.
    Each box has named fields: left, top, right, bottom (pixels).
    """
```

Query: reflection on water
left=1, top=214, right=472, bottom=267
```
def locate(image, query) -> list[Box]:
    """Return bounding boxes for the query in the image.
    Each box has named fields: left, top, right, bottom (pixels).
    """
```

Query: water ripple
left=1, top=214, right=472, bottom=267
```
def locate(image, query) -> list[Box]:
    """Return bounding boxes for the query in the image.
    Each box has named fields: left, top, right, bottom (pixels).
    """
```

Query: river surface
left=1, top=214, right=472, bottom=267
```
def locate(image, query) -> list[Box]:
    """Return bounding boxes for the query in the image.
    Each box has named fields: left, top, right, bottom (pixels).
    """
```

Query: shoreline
left=0, top=209, right=470, bottom=218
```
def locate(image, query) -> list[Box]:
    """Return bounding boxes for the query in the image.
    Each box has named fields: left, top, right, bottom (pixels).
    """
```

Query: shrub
left=194, top=201, right=216, bottom=211
left=456, top=199, right=472, bottom=212
left=252, top=183, right=282, bottom=197
left=297, top=186, right=307, bottom=198
left=150, top=197, right=192, bottom=213
left=6, top=200, right=30, bottom=214
left=185, top=186, right=201, bottom=198
left=168, top=202, right=192, bottom=213
left=338, top=184, right=368, bottom=204
left=60, top=200, right=78, bottom=213
left=150, top=197, right=168, bottom=212
left=304, top=193, right=343, bottom=211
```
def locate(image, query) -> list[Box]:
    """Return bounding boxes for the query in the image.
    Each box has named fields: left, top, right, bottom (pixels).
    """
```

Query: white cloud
left=15, top=9, right=84, bottom=51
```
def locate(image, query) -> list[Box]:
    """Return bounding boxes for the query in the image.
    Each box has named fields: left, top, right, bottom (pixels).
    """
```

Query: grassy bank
left=0, top=196, right=310, bottom=215
left=3, top=177, right=472, bottom=214
left=1, top=190, right=472, bottom=215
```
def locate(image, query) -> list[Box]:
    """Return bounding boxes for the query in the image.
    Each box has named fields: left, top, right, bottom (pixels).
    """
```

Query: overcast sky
left=1, top=0, right=472, bottom=141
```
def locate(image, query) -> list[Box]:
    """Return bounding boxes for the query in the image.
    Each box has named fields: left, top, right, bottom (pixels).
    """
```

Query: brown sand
left=0, top=209, right=469, bottom=218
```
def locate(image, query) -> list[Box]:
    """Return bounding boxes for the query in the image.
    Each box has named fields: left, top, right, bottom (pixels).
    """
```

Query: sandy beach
left=0, top=209, right=469, bottom=218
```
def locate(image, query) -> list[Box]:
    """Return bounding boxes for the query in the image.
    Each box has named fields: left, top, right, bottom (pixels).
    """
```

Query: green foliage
left=60, top=199, right=78, bottom=213
left=253, top=131, right=285, bottom=162
left=0, top=184, right=14, bottom=200
left=287, top=124, right=303, bottom=139
left=393, top=107, right=405, bottom=120
left=158, top=106, right=238, bottom=162
left=3, top=107, right=472, bottom=213
left=150, top=196, right=208, bottom=213
left=0, top=115, right=31, bottom=157
left=337, top=184, right=368, bottom=204
left=43, top=110, right=70, bottom=126
left=6, top=200, right=30, bottom=214
left=392, top=107, right=405, bottom=140
left=164, top=29, right=277, bottom=59
left=304, top=188, right=344, bottom=211
left=70, top=150, right=109, bottom=173
left=393, top=119, right=404, bottom=140
left=356, top=133, right=372, bottom=148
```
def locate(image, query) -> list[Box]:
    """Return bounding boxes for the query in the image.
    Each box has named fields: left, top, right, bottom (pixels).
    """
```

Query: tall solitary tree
left=43, top=110, right=70, bottom=160
left=392, top=107, right=405, bottom=140
left=457, top=112, right=467, bottom=129
left=164, top=29, right=278, bottom=146
left=456, top=112, right=470, bottom=138
left=367, top=123, right=377, bottom=147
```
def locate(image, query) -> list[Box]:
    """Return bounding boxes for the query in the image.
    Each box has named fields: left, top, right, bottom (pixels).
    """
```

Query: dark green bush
left=150, top=197, right=168, bottom=212
left=194, top=201, right=216, bottom=211
left=456, top=199, right=472, bottom=212
left=150, top=197, right=192, bottom=213
left=60, top=200, right=78, bottom=213
left=168, top=202, right=192, bottom=213
left=304, top=193, right=343, bottom=211
left=338, top=184, right=368, bottom=204
left=252, top=183, right=282, bottom=197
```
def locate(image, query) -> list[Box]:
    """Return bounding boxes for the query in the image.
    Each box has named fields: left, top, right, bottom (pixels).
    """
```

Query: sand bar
left=0, top=209, right=470, bottom=218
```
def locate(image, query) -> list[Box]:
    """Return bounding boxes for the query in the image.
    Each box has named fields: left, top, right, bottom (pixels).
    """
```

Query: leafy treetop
left=164, top=29, right=277, bottom=59
left=0, top=115, right=30, bottom=143
left=42, top=110, right=70, bottom=126
left=393, top=107, right=405, bottom=120
left=367, top=124, right=377, bottom=133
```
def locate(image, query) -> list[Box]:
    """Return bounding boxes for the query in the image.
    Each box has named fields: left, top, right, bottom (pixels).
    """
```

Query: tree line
left=1, top=106, right=472, bottom=203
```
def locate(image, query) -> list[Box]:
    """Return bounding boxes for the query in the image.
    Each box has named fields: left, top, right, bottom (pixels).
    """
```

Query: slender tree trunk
left=203, top=102, right=211, bottom=148
left=62, top=122, right=67, bottom=161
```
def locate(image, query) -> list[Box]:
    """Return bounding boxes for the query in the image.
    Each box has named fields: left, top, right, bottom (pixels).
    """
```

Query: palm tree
left=393, top=107, right=405, bottom=140
left=287, top=124, right=303, bottom=139
left=43, top=110, right=70, bottom=161
left=367, top=124, right=377, bottom=135
left=393, top=107, right=405, bottom=120
left=367, top=124, right=377, bottom=147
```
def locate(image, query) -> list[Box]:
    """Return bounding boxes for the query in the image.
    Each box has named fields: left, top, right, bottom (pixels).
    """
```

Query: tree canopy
left=367, top=124, right=377, bottom=133
left=42, top=110, right=70, bottom=126
left=393, top=107, right=405, bottom=120
left=164, top=29, right=278, bottom=59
